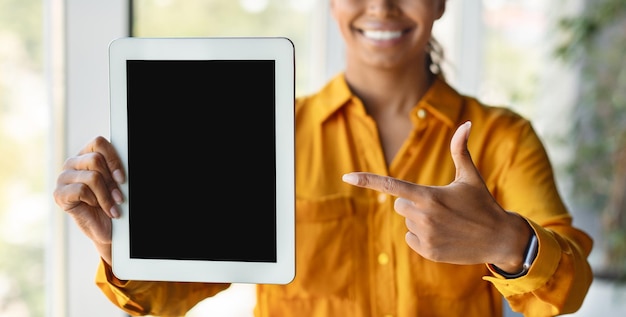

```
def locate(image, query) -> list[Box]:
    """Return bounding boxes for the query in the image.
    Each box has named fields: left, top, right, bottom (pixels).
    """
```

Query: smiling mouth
left=362, top=30, right=404, bottom=41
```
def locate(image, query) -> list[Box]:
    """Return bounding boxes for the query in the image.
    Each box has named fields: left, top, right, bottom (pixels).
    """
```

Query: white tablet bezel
left=108, top=37, right=295, bottom=284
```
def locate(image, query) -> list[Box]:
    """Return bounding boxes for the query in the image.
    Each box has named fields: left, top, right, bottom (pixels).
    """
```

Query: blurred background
left=1, top=0, right=626, bottom=316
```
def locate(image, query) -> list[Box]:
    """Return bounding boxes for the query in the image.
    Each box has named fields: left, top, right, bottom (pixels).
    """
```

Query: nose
left=366, top=0, right=398, bottom=16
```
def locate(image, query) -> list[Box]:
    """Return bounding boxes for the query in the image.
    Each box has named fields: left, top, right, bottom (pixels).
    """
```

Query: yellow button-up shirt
left=96, top=74, right=593, bottom=317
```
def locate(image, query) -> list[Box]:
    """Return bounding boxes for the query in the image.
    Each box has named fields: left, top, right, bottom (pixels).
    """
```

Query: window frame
left=53, top=0, right=129, bottom=316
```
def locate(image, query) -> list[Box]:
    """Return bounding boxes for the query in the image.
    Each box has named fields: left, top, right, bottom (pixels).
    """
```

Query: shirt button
left=377, top=193, right=387, bottom=203
left=417, top=108, right=427, bottom=119
left=378, top=252, right=389, bottom=265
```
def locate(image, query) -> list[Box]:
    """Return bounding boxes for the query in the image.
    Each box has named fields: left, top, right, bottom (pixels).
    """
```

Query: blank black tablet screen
left=126, top=60, right=277, bottom=262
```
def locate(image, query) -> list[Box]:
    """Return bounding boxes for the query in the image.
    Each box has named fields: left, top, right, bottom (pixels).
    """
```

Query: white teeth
left=362, top=30, right=403, bottom=40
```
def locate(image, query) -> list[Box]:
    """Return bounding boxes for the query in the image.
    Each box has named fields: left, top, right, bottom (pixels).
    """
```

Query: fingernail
left=342, top=173, right=358, bottom=185
left=112, top=169, right=125, bottom=184
left=464, top=121, right=472, bottom=140
left=112, top=188, right=123, bottom=204
left=110, top=205, right=120, bottom=218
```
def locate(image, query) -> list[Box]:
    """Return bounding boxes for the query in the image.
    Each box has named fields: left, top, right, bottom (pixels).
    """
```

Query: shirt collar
left=420, top=74, right=465, bottom=128
left=310, top=72, right=465, bottom=128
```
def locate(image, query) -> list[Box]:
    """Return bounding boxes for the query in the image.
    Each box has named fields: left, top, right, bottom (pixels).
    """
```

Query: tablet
left=108, top=37, right=295, bottom=284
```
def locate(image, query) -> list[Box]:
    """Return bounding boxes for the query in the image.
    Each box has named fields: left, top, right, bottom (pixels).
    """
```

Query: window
left=0, top=0, right=47, bottom=315
left=132, top=0, right=332, bottom=97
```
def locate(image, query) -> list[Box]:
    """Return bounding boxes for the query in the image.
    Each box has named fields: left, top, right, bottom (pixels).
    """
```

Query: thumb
left=450, top=121, right=481, bottom=183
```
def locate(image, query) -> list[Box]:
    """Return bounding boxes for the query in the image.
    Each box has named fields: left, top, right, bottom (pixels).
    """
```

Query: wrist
left=489, top=231, right=538, bottom=279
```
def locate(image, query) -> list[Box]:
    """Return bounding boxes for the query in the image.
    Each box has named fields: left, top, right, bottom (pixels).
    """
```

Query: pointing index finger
left=342, top=172, right=422, bottom=199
